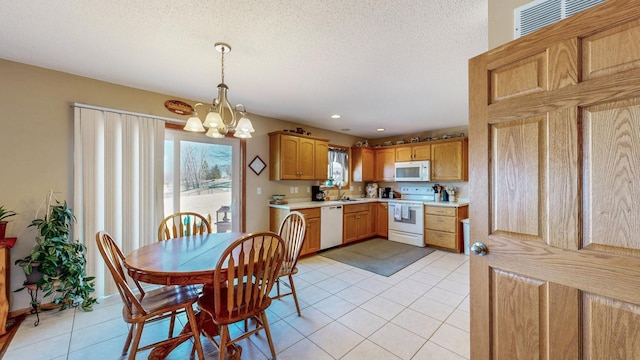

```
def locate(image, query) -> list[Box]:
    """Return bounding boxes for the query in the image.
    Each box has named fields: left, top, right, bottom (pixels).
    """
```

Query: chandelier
left=184, top=42, right=255, bottom=138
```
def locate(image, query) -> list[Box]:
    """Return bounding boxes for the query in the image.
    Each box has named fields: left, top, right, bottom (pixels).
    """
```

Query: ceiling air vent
left=514, top=0, right=605, bottom=39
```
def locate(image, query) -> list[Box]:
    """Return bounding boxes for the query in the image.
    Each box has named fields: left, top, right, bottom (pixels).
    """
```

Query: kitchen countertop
left=269, top=198, right=469, bottom=210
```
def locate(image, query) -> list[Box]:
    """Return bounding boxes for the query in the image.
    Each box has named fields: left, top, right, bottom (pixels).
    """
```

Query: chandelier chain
left=220, top=47, right=225, bottom=84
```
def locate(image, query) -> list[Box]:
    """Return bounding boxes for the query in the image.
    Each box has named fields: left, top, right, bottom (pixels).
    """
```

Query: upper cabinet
left=269, top=132, right=329, bottom=180
left=431, top=138, right=468, bottom=181
left=375, top=148, right=395, bottom=182
left=315, top=141, right=329, bottom=181
left=351, top=147, right=375, bottom=182
left=395, top=143, right=431, bottom=162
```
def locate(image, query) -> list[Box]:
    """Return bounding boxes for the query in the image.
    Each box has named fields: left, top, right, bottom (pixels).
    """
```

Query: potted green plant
left=0, top=205, right=17, bottom=239
left=14, top=192, right=96, bottom=312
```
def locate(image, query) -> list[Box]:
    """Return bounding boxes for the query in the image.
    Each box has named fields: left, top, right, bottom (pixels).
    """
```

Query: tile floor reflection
left=7, top=249, right=470, bottom=359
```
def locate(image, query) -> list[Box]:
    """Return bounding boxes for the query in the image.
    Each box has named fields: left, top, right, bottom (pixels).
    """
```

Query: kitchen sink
left=340, top=198, right=366, bottom=202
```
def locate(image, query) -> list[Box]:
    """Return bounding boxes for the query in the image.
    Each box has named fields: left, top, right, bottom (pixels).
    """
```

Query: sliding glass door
left=164, top=130, right=240, bottom=233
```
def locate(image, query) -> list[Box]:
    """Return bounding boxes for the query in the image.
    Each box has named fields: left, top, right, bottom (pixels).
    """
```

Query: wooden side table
left=0, top=243, right=13, bottom=335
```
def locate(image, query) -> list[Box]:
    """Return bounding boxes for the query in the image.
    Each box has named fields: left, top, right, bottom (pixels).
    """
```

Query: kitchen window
left=328, top=146, right=349, bottom=187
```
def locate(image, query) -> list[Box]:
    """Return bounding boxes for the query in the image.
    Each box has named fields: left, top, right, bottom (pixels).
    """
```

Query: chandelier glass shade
left=183, top=42, right=254, bottom=138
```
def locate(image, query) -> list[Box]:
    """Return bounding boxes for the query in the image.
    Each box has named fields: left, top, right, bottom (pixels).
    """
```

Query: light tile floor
left=6, top=249, right=470, bottom=360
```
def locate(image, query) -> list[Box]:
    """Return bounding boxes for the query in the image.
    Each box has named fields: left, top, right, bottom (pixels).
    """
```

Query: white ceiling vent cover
left=514, top=0, right=605, bottom=39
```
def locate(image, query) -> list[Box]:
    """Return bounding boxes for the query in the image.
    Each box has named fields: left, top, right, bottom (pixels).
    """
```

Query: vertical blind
left=73, top=105, right=165, bottom=298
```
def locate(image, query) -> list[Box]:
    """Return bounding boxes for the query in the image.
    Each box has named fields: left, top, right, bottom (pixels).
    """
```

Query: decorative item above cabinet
left=269, top=131, right=329, bottom=180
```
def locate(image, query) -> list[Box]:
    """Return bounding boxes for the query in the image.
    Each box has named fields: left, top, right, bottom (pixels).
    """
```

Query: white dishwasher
left=320, top=204, right=343, bottom=250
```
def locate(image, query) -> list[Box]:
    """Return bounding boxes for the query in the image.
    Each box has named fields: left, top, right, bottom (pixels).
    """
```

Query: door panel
left=469, top=2, right=640, bottom=359
left=583, top=99, right=640, bottom=253
left=298, top=138, right=315, bottom=179
left=584, top=294, right=640, bottom=358
left=491, top=118, right=544, bottom=239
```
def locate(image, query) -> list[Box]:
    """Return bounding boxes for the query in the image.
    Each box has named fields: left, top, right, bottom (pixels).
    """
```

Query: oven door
left=388, top=202, right=424, bottom=234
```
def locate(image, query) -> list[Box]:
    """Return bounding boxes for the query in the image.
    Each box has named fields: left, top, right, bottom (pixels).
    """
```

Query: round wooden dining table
left=124, top=232, right=247, bottom=360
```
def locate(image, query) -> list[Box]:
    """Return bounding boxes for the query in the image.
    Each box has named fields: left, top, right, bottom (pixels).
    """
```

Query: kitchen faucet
left=336, top=181, right=344, bottom=200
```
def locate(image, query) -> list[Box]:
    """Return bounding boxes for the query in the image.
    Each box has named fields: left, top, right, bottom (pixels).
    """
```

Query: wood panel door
left=301, top=216, right=320, bottom=256
left=394, top=146, right=413, bottom=162
left=431, top=140, right=465, bottom=181
left=298, top=137, right=315, bottom=180
left=315, top=141, right=329, bottom=181
left=375, top=148, right=395, bottom=182
left=280, top=135, right=299, bottom=179
left=411, top=144, right=431, bottom=160
left=376, top=202, right=388, bottom=238
left=343, top=212, right=359, bottom=243
left=469, top=2, right=640, bottom=359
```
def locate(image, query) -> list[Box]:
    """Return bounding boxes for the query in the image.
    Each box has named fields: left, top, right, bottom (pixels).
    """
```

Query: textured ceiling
left=0, top=0, right=488, bottom=139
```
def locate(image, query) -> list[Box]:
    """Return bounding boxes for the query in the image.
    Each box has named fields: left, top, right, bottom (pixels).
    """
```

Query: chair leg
left=169, top=311, right=176, bottom=337
left=288, top=274, right=301, bottom=316
left=276, top=278, right=281, bottom=296
left=121, top=325, right=134, bottom=356
left=128, top=323, right=144, bottom=360
left=218, top=325, right=230, bottom=360
left=259, top=311, right=277, bottom=359
left=186, top=306, right=205, bottom=360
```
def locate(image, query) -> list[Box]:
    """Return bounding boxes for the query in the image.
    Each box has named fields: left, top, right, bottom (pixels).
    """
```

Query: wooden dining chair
left=158, top=212, right=211, bottom=241
left=196, top=232, right=285, bottom=360
left=95, top=231, right=205, bottom=360
left=273, top=211, right=307, bottom=316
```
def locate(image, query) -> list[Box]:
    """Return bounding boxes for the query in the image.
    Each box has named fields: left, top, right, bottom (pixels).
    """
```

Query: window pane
left=164, top=132, right=238, bottom=233
left=328, top=147, right=349, bottom=186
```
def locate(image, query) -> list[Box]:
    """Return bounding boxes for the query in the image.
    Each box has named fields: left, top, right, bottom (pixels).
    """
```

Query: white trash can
left=461, top=218, right=470, bottom=255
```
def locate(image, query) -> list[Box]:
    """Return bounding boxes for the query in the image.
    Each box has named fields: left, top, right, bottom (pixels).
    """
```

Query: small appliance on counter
left=381, top=187, right=392, bottom=198
left=311, top=185, right=326, bottom=201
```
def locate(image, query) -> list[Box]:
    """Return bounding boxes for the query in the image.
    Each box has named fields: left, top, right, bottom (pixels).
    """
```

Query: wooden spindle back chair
left=197, top=232, right=285, bottom=360
left=158, top=212, right=211, bottom=241
left=95, top=231, right=205, bottom=360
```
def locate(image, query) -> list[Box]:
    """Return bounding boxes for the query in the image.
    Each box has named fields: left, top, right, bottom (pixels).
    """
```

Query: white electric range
left=387, top=186, right=435, bottom=247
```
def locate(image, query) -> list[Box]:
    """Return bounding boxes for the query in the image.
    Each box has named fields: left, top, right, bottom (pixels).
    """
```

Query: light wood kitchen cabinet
left=269, top=207, right=320, bottom=256
left=343, top=203, right=374, bottom=244
left=374, top=148, right=395, bottom=182
left=430, top=138, right=468, bottom=181
left=269, top=131, right=329, bottom=180
left=351, top=147, right=375, bottom=182
left=375, top=202, right=388, bottom=238
left=395, top=143, right=431, bottom=162
left=315, top=141, right=329, bottom=181
left=424, top=205, right=468, bottom=252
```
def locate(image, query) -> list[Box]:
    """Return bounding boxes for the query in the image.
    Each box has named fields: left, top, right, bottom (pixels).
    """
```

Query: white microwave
left=394, top=161, right=431, bottom=182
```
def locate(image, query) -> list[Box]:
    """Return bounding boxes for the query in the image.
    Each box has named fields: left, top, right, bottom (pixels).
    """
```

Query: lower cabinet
left=375, top=202, right=388, bottom=238
left=269, top=207, right=321, bottom=256
left=297, top=208, right=321, bottom=256
left=343, top=203, right=374, bottom=244
left=424, top=205, right=468, bottom=252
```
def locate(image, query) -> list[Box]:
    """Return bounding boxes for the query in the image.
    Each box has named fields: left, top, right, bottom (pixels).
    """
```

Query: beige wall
left=0, top=59, right=365, bottom=311
left=488, top=0, right=530, bottom=49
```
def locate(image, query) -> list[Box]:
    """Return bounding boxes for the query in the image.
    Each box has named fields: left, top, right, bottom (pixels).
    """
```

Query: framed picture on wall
left=249, top=155, right=266, bottom=176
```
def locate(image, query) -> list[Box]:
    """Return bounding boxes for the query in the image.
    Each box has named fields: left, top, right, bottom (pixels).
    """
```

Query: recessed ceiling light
left=341, top=128, right=350, bottom=131
left=376, top=128, right=385, bottom=132
left=331, top=114, right=341, bottom=119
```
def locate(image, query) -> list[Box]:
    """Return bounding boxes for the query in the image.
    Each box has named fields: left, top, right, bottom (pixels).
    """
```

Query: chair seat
left=125, top=285, right=200, bottom=322
left=198, top=284, right=272, bottom=326
left=278, top=266, right=298, bottom=277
